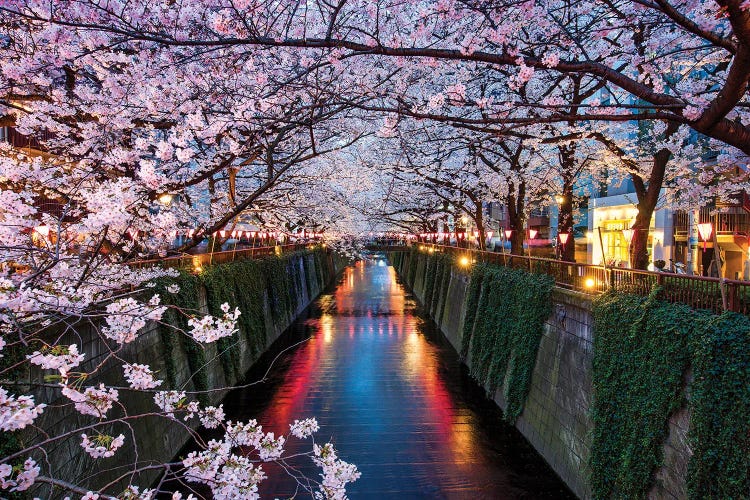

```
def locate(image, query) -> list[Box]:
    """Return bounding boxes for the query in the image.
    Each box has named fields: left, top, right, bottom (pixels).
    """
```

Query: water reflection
left=211, top=260, right=573, bottom=499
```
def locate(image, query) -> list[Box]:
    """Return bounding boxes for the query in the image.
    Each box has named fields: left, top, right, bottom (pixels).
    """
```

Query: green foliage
left=461, top=264, right=553, bottom=421
left=154, top=249, right=330, bottom=401
left=591, top=289, right=750, bottom=499
left=460, top=264, right=485, bottom=360
left=590, top=289, right=697, bottom=499
left=406, top=247, right=418, bottom=286
left=687, top=311, right=750, bottom=498
left=435, top=257, right=452, bottom=321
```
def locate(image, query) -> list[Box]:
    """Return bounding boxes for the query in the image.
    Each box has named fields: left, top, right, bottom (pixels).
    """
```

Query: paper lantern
left=697, top=222, right=713, bottom=252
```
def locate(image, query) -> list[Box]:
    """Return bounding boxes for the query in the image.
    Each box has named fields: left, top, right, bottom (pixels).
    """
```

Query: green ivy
left=687, top=311, right=750, bottom=498
left=590, top=289, right=698, bottom=499
left=153, top=249, right=331, bottom=400
left=435, top=257, right=452, bottom=322
left=459, top=264, right=553, bottom=421
left=460, top=264, right=485, bottom=360
left=407, top=247, right=418, bottom=286
left=591, top=289, right=750, bottom=499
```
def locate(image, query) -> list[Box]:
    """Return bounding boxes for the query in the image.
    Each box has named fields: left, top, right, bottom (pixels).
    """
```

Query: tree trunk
left=557, top=143, right=576, bottom=262
left=475, top=205, right=486, bottom=250
left=506, top=182, right=526, bottom=256
left=557, top=169, right=576, bottom=262
left=629, top=123, right=678, bottom=269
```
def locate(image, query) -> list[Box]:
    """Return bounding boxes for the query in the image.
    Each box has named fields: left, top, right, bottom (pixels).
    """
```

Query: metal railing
left=129, top=243, right=312, bottom=270
left=401, top=243, right=750, bottom=315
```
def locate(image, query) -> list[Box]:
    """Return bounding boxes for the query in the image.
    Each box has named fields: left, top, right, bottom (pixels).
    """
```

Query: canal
left=205, top=259, right=574, bottom=499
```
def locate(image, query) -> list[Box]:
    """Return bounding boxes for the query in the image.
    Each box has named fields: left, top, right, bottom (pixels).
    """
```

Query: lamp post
left=622, top=228, right=635, bottom=268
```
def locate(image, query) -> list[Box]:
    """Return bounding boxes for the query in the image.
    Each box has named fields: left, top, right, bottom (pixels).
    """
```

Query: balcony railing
left=403, top=243, right=750, bottom=316
left=674, top=207, right=750, bottom=236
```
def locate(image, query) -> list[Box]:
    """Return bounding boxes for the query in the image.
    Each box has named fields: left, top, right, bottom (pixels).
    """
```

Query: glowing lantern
left=504, top=229, right=513, bottom=240
left=35, top=225, right=50, bottom=238
left=559, top=232, right=570, bottom=246
left=529, top=229, right=538, bottom=239
left=697, top=222, right=713, bottom=252
left=218, top=230, right=226, bottom=238
left=157, top=193, right=174, bottom=206
left=622, top=228, right=635, bottom=244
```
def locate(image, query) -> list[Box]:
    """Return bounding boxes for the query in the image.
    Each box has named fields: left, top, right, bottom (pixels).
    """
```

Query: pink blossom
left=683, top=105, right=703, bottom=121
left=62, top=383, right=119, bottom=418
left=27, top=344, right=85, bottom=372
left=0, top=388, right=46, bottom=431
left=154, top=390, right=186, bottom=417
left=123, top=363, right=163, bottom=390
left=199, top=405, right=225, bottom=429
left=0, top=458, right=39, bottom=492
left=187, top=305, right=240, bottom=343
left=541, top=52, right=560, bottom=68
left=290, top=418, right=320, bottom=439
left=81, top=433, right=125, bottom=458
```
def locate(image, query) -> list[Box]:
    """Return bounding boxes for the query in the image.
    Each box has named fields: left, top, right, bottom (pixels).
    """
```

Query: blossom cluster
left=187, top=303, right=240, bottom=343
left=102, top=297, right=167, bottom=344
left=290, top=417, right=320, bottom=439
left=0, top=458, right=39, bottom=492
left=0, top=388, right=46, bottom=431
left=62, top=383, right=119, bottom=418
left=313, top=443, right=362, bottom=500
left=198, top=405, right=225, bottom=429
left=81, top=433, right=126, bottom=458
left=27, top=344, right=85, bottom=372
left=123, top=363, right=163, bottom=390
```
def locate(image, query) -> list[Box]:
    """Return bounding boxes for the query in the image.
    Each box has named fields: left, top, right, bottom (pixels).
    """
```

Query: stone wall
left=390, top=249, right=689, bottom=500
left=24, top=250, right=347, bottom=496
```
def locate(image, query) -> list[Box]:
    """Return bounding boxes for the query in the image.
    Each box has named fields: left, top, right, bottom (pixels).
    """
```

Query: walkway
left=212, top=259, right=573, bottom=498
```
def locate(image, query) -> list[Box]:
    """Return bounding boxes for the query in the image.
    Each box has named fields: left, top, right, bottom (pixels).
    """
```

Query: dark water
left=204, top=260, right=574, bottom=499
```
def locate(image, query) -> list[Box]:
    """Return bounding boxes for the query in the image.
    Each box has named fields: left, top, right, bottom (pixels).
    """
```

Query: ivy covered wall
left=154, top=248, right=338, bottom=391
left=592, top=289, right=750, bottom=500
left=392, top=248, right=553, bottom=422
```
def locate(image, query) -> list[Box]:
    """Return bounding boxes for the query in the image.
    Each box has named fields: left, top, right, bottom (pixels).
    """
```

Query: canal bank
left=193, top=259, right=574, bottom=498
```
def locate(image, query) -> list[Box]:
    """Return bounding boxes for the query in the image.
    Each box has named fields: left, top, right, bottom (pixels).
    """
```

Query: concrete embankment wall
left=24, top=249, right=347, bottom=495
left=390, top=249, right=690, bottom=500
